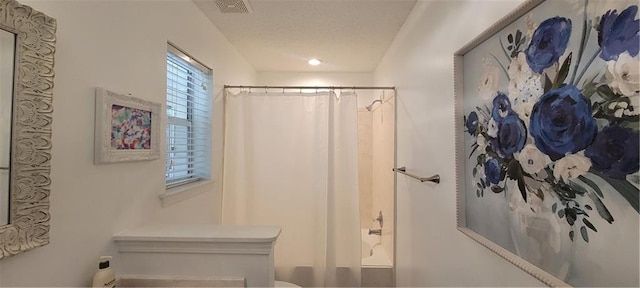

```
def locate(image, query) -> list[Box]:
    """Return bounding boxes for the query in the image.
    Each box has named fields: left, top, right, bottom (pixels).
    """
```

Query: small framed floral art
left=454, top=0, right=638, bottom=286
left=94, top=87, right=161, bottom=164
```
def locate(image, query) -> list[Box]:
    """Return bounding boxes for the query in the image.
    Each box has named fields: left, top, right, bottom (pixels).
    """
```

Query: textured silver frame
left=94, top=87, right=161, bottom=164
left=0, top=0, right=56, bottom=259
left=454, top=0, right=569, bottom=286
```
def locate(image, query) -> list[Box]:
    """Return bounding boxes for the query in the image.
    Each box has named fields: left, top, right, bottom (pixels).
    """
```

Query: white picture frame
left=94, top=87, right=161, bottom=164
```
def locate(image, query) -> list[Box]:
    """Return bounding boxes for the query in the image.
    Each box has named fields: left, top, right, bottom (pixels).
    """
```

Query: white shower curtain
left=223, top=91, right=361, bottom=287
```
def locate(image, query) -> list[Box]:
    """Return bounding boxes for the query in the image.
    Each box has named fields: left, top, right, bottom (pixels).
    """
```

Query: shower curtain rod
left=224, top=85, right=395, bottom=90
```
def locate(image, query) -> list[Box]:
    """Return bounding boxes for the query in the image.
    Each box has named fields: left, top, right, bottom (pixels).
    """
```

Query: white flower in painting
left=473, top=166, right=486, bottom=192
left=508, top=53, right=543, bottom=104
left=614, top=109, right=625, bottom=118
left=553, top=153, right=592, bottom=182
left=510, top=76, right=544, bottom=105
left=508, top=53, right=534, bottom=82
left=478, top=64, right=501, bottom=100
left=608, top=102, right=622, bottom=110
left=487, top=118, right=499, bottom=138
left=525, top=14, right=537, bottom=41
left=518, top=144, right=551, bottom=175
left=606, top=52, right=639, bottom=97
left=608, top=97, right=639, bottom=117
left=624, top=96, right=640, bottom=116
left=476, top=134, right=488, bottom=152
left=514, top=102, right=535, bottom=125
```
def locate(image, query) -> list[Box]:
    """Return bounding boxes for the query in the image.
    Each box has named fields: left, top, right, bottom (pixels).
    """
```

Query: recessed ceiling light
left=308, top=59, right=322, bottom=66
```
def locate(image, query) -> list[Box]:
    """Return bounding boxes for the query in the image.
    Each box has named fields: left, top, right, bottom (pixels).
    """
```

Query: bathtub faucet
left=368, top=228, right=382, bottom=235
left=373, top=210, right=383, bottom=228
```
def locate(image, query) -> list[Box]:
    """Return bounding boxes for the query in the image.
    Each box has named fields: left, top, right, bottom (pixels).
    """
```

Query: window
left=165, top=43, right=212, bottom=188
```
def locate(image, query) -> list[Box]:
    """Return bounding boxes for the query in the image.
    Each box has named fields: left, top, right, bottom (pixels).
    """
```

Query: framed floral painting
left=94, top=87, right=161, bottom=164
left=454, top=0, right=638, bottom=286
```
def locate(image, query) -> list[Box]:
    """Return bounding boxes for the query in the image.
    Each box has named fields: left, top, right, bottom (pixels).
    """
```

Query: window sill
left=160, top=179, right=214, bottom=207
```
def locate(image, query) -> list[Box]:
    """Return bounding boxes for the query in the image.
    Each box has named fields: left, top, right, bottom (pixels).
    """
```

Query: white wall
left=257, top=71, right=372, bottom=87
left=374, top=0, right=545, bottom=286
left=0, top=0, right=255, bottom=286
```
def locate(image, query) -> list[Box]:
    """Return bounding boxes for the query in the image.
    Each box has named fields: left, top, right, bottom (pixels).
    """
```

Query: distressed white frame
left=94, top=87, right=161, bottom=164
left=0, top=0, right=56, bottom=260
left=454, top=0, right=570, bottom=286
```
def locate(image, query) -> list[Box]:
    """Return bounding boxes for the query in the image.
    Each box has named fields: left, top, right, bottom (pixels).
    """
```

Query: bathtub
left=361, top=229, right=393, bottom=287
left=361, top=228, right=392, bottom=267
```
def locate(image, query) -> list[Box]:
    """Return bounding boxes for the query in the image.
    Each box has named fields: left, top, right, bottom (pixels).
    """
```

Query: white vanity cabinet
left=113, top=224, right=281, bottom=287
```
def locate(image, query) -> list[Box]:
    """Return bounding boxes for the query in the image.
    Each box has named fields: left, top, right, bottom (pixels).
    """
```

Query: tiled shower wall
left=371, top=95, right=395, bottom=260
left=358, top=94, right=395, bottom=261
left=358, top=110, right=373, bottom=229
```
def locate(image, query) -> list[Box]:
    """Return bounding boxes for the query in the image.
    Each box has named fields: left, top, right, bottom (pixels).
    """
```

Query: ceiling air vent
left=212, top=0, right=253, bottom=13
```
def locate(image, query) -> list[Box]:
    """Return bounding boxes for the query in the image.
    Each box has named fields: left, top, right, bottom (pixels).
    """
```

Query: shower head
left=365, top=99, right=382, bottom=111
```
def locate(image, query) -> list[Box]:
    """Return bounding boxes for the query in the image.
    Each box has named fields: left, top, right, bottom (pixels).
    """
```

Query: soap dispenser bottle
left=92, top=256, right=116, bottom=288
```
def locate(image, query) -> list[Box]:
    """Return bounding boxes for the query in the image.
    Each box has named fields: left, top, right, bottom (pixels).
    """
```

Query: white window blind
left=165, top=43, right=212, bottom=188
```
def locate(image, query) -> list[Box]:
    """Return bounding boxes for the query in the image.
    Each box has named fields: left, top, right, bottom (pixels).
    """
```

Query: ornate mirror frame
left=0, top=0, right=56, bottom=259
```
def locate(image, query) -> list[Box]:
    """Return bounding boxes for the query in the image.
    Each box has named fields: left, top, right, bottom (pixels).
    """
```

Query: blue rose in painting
left=490, top=115, right=527, bottom=158
left=484, top=158, right=503, bottom=185
left=529, top=85, right=597, bottom=161
left=491, top=93, right=513, bottom=120
left=597, top=5, right=640, bottom=61
left=585, top=126, right=640, bottom=179
left=486, top=93, right=526, bottom=158
left=466, top=111, right=479, bottom=135
left=525, top=17, right=572, bottom=73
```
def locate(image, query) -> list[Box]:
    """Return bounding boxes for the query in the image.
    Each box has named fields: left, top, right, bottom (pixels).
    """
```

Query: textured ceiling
left=193, top=0, right=417, bottom=72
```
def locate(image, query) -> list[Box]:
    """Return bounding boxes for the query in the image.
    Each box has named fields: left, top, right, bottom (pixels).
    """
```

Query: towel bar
left=393, top=167, right=440, bottom=183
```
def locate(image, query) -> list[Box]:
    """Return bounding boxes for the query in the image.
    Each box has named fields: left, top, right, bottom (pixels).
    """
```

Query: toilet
left=275, top=280, right=301, bottom=287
